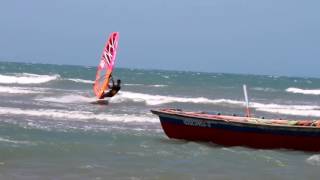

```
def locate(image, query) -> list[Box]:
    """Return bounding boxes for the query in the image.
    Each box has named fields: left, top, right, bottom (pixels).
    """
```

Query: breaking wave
left=34, top=91, right=320, bottom=117
left=113, top=92, right=320, bottom=117
left=0, top=106, right=158, bottom=123
left=116, top=91, right=320, bottom=117
left=286, top=87, right=320, bottom=95
left=0, top=73, right=59, bottom=84
left=256, top=108, right=320, bottom=117
left=35, top=91, right=241, bottom=106
left=109, top=91, right=242, bottom=106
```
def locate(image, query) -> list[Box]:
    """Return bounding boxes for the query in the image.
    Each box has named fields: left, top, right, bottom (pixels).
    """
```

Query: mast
left=243, top=84, right=251, bottom=117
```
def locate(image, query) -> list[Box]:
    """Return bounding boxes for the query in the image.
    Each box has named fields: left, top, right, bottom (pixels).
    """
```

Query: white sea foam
left=67, top=78, right=94, bottom=84
left=124, top=84, right=168, bottom=87
left=117, top=91, right=320, bottom=117
left=124, top=83, right=144, bottom=86
left=0, top=137, right=34, bottom=145
left=35, top=94, right=95, bottom=103
left=34, top=90, right=320, bottom=117
left=286, top=87, right=320, bottom=95
left=0, top=107, right=158, bottom=123
left=251, top=102, right=319, bottom=111
left=0, top=86, right=40, bottom=94
left=256, top=108, right=320, bottom=117
left=150, top=84, right=168, bottom=87
left=0, top=73, right=59, bottom=84
left=306, top=155, right=320, bottom=166
left=34, top=91, right=242, bottom=105
left=250, top=102, right=320, bottom=117
left=110, top=91, right=242, bottom=106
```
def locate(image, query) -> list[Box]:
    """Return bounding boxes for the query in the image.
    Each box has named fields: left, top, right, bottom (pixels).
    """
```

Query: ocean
left=1, top=61, right=320, bottom=179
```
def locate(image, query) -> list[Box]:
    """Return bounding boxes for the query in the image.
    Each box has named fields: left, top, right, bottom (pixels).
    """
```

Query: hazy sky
left=1, top=0, right=319, bottom=77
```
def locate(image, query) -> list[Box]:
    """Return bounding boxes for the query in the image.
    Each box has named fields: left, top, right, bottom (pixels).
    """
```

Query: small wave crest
left=0, top=73, right=59, bottom=84
left=0, top=107, right=158, bottom=123
left=249, top=101, right=320, bottom=117
left=117, top=91, right=320, bottom=117
left=0, top=86, right=41, bottom=94
left=256, top=108, right=320, bottom=117
left=36, top=94, right=95, bottom=103
left=67, top=78, right=94, bottom=84
left=35, top=91, right=320, bottom=117
left=36, top=91, right=227, bottom=106
left=0, top=137, right=35, bottom=145
left=306, top=155, right=320, bottom=166
left=124, top=83, right=144, bottom=86
left=150, top=84, right=168, bottom=87
left=124, top=84, right=168, bottom=87
left=111, top=91, right=242, bottom=106
left=286, top=87, right=320, bottom=95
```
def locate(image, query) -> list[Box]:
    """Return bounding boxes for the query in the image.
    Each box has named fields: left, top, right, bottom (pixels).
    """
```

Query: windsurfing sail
left=93, top=32, right=119, bottom=99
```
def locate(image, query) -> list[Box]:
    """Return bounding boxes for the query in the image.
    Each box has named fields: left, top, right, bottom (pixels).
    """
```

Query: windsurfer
left=101, top=75, right=121, bottom=98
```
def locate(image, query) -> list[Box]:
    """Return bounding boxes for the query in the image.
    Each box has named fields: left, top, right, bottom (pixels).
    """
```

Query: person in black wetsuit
left=101, top=75, right=121, bottom=98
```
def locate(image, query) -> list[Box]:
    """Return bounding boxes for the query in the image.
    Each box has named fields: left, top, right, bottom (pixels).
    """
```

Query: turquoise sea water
left=1, top=61, right=320, bottom=179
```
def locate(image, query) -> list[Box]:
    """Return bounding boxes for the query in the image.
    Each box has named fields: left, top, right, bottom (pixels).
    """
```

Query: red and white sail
left=93, top=32, right=119, bottom=99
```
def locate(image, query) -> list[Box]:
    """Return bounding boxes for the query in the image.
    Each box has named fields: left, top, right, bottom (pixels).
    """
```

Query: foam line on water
left=116, top=91, right=320, bottom=117
left=0, top=73, right=59, bottom=84
left=0, top=137, right=35, bottom=145
left=111, top=91, right=243, bottom=105
left=124, top=83, right=144, bottom=86
left=256, top=108, right=320, bottom=117
left=286, top=87, right=320, bottom=95
left=0, top=86, right=42, bottom=94
left=34, top=91, right=320, bottom=117
left=149, top=84, right=168, bottom=87
left=249, top=101, right=320, bottom=117
left=34, top=91, right=319, bottom=108
left=0, top=107, right=159, bottom=123
left=115, top=91, right=319, bottom=109
left=36, top=94, right=95, bottom=103
left=67, top=78, right=94, bottom=84
left=124, top=84, right=168, bottom=87
left=34, top=91, right=241, bottom=105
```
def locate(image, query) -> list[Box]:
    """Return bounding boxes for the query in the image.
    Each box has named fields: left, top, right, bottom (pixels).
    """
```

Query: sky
left=0, top=0, right=320, bottom=77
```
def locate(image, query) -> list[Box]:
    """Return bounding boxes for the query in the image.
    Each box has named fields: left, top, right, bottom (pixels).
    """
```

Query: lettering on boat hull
left=183, top=119, right=211, bottom=128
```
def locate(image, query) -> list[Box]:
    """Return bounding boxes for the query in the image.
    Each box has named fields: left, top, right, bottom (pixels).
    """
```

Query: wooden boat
left=151, top=108, right=320, bottom=151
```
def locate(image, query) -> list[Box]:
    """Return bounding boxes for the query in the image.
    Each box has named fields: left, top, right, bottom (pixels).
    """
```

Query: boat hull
left=152, top=109, right=320, bottom=151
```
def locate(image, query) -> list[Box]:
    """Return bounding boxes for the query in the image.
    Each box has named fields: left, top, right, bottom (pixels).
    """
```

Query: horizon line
left=0, top=60, right=317, bottom=80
